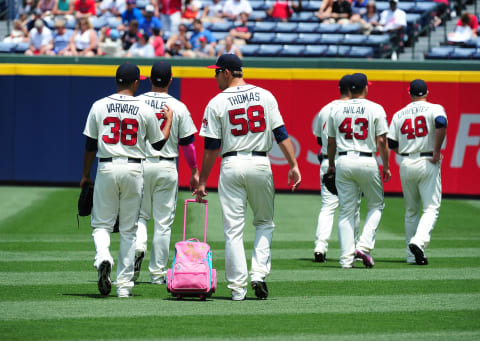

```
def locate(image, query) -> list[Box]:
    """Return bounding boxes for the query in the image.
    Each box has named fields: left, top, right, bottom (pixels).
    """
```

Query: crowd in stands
left=2, top=0, right=478, bottom=59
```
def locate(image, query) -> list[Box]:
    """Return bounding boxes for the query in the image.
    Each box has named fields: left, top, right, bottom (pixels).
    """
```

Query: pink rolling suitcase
left=166, top=199, right=217, bottom=300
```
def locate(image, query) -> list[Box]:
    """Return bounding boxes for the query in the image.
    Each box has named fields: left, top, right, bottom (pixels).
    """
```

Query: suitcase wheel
left=200, top=294, right=206, bottom=301
left=176, top=294, right=182, bottom=300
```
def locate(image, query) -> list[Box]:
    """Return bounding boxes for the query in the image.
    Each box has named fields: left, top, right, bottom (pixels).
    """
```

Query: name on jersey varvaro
left=227, top=92, right=261, bottom=106
left=106, top=103, right=139, bottom=115
left=343, top=106, right=366, bottom=115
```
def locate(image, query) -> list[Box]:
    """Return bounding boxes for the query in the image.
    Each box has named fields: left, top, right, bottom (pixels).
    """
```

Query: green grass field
left=1, top=186, right=479, bottom=340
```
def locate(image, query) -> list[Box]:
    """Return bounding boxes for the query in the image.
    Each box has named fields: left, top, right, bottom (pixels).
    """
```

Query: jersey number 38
left=103, top=117, right=138, bottom=146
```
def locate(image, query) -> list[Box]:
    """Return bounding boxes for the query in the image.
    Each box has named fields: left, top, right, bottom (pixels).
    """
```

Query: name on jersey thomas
left=227, top=92, right=261, bottom=106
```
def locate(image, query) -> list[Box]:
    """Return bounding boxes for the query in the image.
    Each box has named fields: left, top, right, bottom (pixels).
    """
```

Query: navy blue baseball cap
left=207, top=54, right=243, bottom=71
left=151, top=61, right=172, bottom=87
left=339, top=74, right=352, bottom=91
left=409, top=79, right=427, bottom=96
left=116, top=63, right=146, bottom=84
left=350, top=73, right=370, bottom=91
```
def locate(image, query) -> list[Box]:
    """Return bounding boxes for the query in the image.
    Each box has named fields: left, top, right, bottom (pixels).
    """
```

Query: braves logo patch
left=202, top=118, right=208, bottom=128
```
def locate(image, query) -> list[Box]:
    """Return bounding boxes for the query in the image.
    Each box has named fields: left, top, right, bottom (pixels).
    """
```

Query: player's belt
left=400, top=152, right=433, bottom=157
left=159, top=156, right=175, bottom=161
left=99, top=157, right=142, bottom=163
left=338, top=151, right=372, bottom=157
left=222, top=151, right=267, bottom=158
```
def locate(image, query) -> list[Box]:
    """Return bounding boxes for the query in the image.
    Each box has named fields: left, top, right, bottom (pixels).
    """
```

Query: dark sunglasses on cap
left=215, top=68, right=225, bottom=75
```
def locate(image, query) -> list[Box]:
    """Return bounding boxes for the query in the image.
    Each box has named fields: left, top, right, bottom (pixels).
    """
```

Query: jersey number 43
left=103, top=117, right=138, bottom=146
left=338, top=117, right=368, bottom=140
left=229, top=105, right=266, bottom=136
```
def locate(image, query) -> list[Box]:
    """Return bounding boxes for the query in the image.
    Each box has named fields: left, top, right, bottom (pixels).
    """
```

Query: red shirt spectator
left=158, top=0, right=182, bottom=15
left=74, top=0, right=96, bottom=17
left=456, top=12, right=478, bottom=33
left=266, top=0, right=294, bottom=20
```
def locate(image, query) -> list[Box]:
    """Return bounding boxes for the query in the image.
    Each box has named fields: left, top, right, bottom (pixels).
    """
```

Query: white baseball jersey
left=137, top=92, right=198, bottom=158
left=327, top=98, right=389, bottom=153
left=388, top=101, right=447, bottom=154
left=313, top=100, right=342, bottom=150
left=83, top=93, right=164, bottom=158
left=200, top=84, right=284, bottom=154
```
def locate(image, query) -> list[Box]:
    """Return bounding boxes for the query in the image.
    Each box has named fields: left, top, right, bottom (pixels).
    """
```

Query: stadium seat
left=450, top=48, right=476, bottom=59
left=240, top=44, right=260, bottom=56
left=13, top=42, right=29, bottom=53
left=317, top=23, right=340, bottom=33
left=411, top=2, right=438, bottom=14
left=296, top=22, right=319, bottom=33
left=320, top=33, right=344, bottom=45
left=273, top=33, right=298, bottom=44
left=136, top=0, right=148, bottom=9
left=257, top=44, right=283, bottom=56
left=289, top=11, right=315, bottom=22
left=472, top=50, right=480, bottom=60
left=375, top=1, right=389, bottom=12
left=397, top=2, right=415, bottom=12
left=0, top=42, right=15, bottom=53
left=279, top=44, right=305, bottom=57
left=325, top=45, right=351, bottom=57
left=254, top=21, right=277, bottom=32
left=66, top=17, right=77, bottom=29
left=302, top=1, right=323, bottom=11
left=348, top=46, right=374, bottom=58
left=250, top=10, right=268, bottom=21
left=343, top=34, right=367, bottom=45
left=250, top=32, right=276, bottom=44
left=464, top=37, right=480, bottom=48
left=274, top=22, right=298, bottom=33
left=424, top=46, right=454, bottom=59
left=209, top=21, right=234, bottom=32
left=211, top=31, right=228, bottom=41
left=296, top=33, right=322, bottom=44
left=338, top=23, right=362, bottom=34
left=250, top=0, right=270, bottom=10
left=303, top=45, right=327, bottom=57
left=90, top=16, right=107, bottom=31
left=108, top=17, right=121, bottom=29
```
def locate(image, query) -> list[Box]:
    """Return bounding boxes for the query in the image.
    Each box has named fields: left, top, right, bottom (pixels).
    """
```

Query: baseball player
left=387, top=79, right=447, bottom=265
left=133, top=62, right=199, bottom=284
left=194, top=54, right=301, bottom=301
left=80, top=63, right=173, bottom=297
left=313, top=74, right=361, bottom=263
left=326, top=73, right=391, bottom=269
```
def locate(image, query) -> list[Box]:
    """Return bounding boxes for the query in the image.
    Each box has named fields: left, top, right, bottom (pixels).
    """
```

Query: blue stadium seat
left=338, top=23, right=362, bottom=34
left=325, top=45, right=351, bottom=57
left=425, top=46, right=454, bottom=59
left=303, top=45, right=327, bottom=57
left=397, top=2, right=414, bottom=12
left=302, top=0, right=323, bottom=11
left=257, top=44, right=283, bottom=56
left=366, top=34, right=391, bottom=58
left=250, top=32, right=276, bottom=44
left=450, top=48, right=476, bottom=59
left=273, top=33, right=298, bottom=44
left=296, top=22, right=319, bottom=33
left=317, top=23, right=340, bottom=33
left=279, top=44, right=305, bottom=57
left=211, top=31, right=228, bottom=41
left=274, top=22, right=298, bottom=33
left=348, top=46, right=374, bottom=58
left=254, top=21, right=277, bottom=32
left=108, top=17, right=121, bottom=29
left=296, top=33, right=322, bottom=44
left=472, top=50, right=480, bottom=60
left=0, top=42, right=15, bottom=53
left=464, top=37, right=480, bottom=48
left=411, top=2, right=438, bottom=14
left=209, top=21, right=234, bottom=32
left=343, top=34, right=367, bottom=45
left=375, top=1, right=389, bottom=12
left=240, top=44, right=260, bottom=56
left=320, top=33, right=344, bottom=45
left=289, top=11, right=315, bottom=22
left=90, top=16, right=107, bottom=31
left=13, top=42, right=29, bottom=53
left=250, top=0, right=270, bottom=10
left=250, top=10, right=268, bottom=21
left=136, top=0, right=148, bottom=9
left=66, top=17, right=77, bottom=29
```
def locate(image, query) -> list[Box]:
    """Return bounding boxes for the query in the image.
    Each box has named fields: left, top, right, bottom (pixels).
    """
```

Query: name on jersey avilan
left=398, top=106, right=428, bottom=117
left=106, top=103, right=139, bottom=115
left=343, top=106, right=365, bottom=115
left=227, top=92, right=260, bottom=106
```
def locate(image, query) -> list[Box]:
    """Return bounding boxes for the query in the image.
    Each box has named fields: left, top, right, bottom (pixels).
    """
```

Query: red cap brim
left=368, top=81, right=372, bottom=86
left=140, top=75, right=147, bottom=80
left=206, top=65, right=221, bottom=69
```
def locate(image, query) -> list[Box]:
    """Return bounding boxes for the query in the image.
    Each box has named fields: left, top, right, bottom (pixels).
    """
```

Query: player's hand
left=288, top=165, right=301, bottom=192
left=429, top=151, right=443, bottom=164
left=193, top=183, right=208, bottom=202
left=327, top=165, right=336, bottom=174
left=161, top=104, right=173, bottom=122
left=382, top=167, right=391, bottom=182
left=190, top=168, right=200, bottom=191
left=79, top=176, right=92, bottom=188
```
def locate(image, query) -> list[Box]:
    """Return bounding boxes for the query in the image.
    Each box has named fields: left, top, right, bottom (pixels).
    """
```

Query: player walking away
left=326, top=73, right=391, bottom=269
left=387, top=79, right=447, bottom=265
left=312, top=74, right=361, bottom=263
left=133, top=62, right=199, bottom=284
left=80, top=63, right=173, bottom=297
left=194, top=54, right=301, bottom=301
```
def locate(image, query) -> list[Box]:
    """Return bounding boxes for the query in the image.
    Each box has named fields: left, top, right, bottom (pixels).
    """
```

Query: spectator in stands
left=222, top=0, right=252, bottom=21
left=454, top=12, right=478, bottom=37
left=26, top=8, right=49, bottom=31
left=189, top=18, right=216, bottom=50
left=166, top=23, right=192, bottom=51
left=74, top=0, right=96, bottom=19
left=217, top=34, right=242, bottom=57
left=97, top=0, right=126, bottom=19
left=265, top=0, right=297, bottom=22
left=3, top=19, right=29, bottom=44
left=36, top=0, right=56, bottom=17
left=121, top=0, right=144, bottom=26
left=19, top=0, right=35, bottom=20
left=321, top=0, right=352, bottom=24
left=182, top=0, right=203, bottom=22
left=154, top=0, right=182, bottom=38
left=447, top=12, right=475, bottom=43
left=432, top=0, right=449, bottom=27
left=46, top=18, right=73, bottom=55
left=25, top=19, right=53, bottom=55
left=52, top=0, right=74, bottom=19
left=351, top=0, right=379, bottom=34
left=315, top=0, right=333, bottom=21
left=229, top=11, right=252, bottom=44
left=151, top=27, right=165, bottom=56
left=121, top=19, right=141, bottom=50
left=65, top=17, right=98, bottom=55
left=351, top=0, right=368, bottom=16
left=126, top=31, right=155, bottom=56
left=98, top=28, right=124, bottom=56
left=140, top=4, right=162, bottom=36
left=377, top=0, right=405, bottom=33
left=194, top=35, right=216, bottom=56
left=201, top=0, right=225, bottom=22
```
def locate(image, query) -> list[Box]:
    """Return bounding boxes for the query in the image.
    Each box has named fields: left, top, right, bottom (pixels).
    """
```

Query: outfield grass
left=0, top=186, right=479, bottom=340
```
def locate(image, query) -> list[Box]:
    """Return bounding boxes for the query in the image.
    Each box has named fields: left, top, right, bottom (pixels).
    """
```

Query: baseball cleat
left=354, top=249, right=374, bottom=268
left=314, top=252, right=326, bottom=263
left=97, top=261, right=112, bottom=296
left=251, top=281, right=269, bottom=300
left=117, top=288, right=132, bottom=298
left=132, top=251, right=145, bottom=282
left=409, top=243, right=428, bottom=265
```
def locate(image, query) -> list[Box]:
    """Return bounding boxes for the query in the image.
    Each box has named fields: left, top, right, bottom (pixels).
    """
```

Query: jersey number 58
left=229, top=105, right=266, bottom=136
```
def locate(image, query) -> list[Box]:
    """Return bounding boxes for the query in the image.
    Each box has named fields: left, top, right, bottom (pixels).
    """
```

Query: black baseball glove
left=322, top=173, right=337, bottom=195
left=78, top=182, right=94, bottom=216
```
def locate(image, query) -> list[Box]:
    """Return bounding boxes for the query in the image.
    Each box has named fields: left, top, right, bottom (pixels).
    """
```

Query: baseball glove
left=322, top=173, right=337, bottom=195
left=78, top=182, right=94, bottom=216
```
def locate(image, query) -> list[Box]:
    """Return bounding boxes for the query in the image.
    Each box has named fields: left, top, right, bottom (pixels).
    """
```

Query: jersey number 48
left=400, top=116, right=428, bottom=139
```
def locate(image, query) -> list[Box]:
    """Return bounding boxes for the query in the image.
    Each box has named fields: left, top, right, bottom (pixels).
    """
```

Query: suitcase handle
left=183, top=199, right=208, bottom=242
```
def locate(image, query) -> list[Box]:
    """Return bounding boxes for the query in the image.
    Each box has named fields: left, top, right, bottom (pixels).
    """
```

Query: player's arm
left=80, top=137, right=97, bottom=188
left=274, top=125, right=301, bottom=191
left=431, top=115, right=447, bottom=164
left=327, top=136, right=336, bottom=174
left=387, top=138, right=398, bottom=153
left=377, top=133, right=391, bottom=182
left=194, top=137, right=220, bottom=202
left=150, top=104, right=173, bottom=151
left=179, top=134, right=199, bottom=191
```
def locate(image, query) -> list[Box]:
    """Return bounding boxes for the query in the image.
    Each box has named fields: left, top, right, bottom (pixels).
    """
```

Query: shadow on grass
left=297, top=258, right=340, bottom=268
left=62, top=293, right=118, bottom=299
